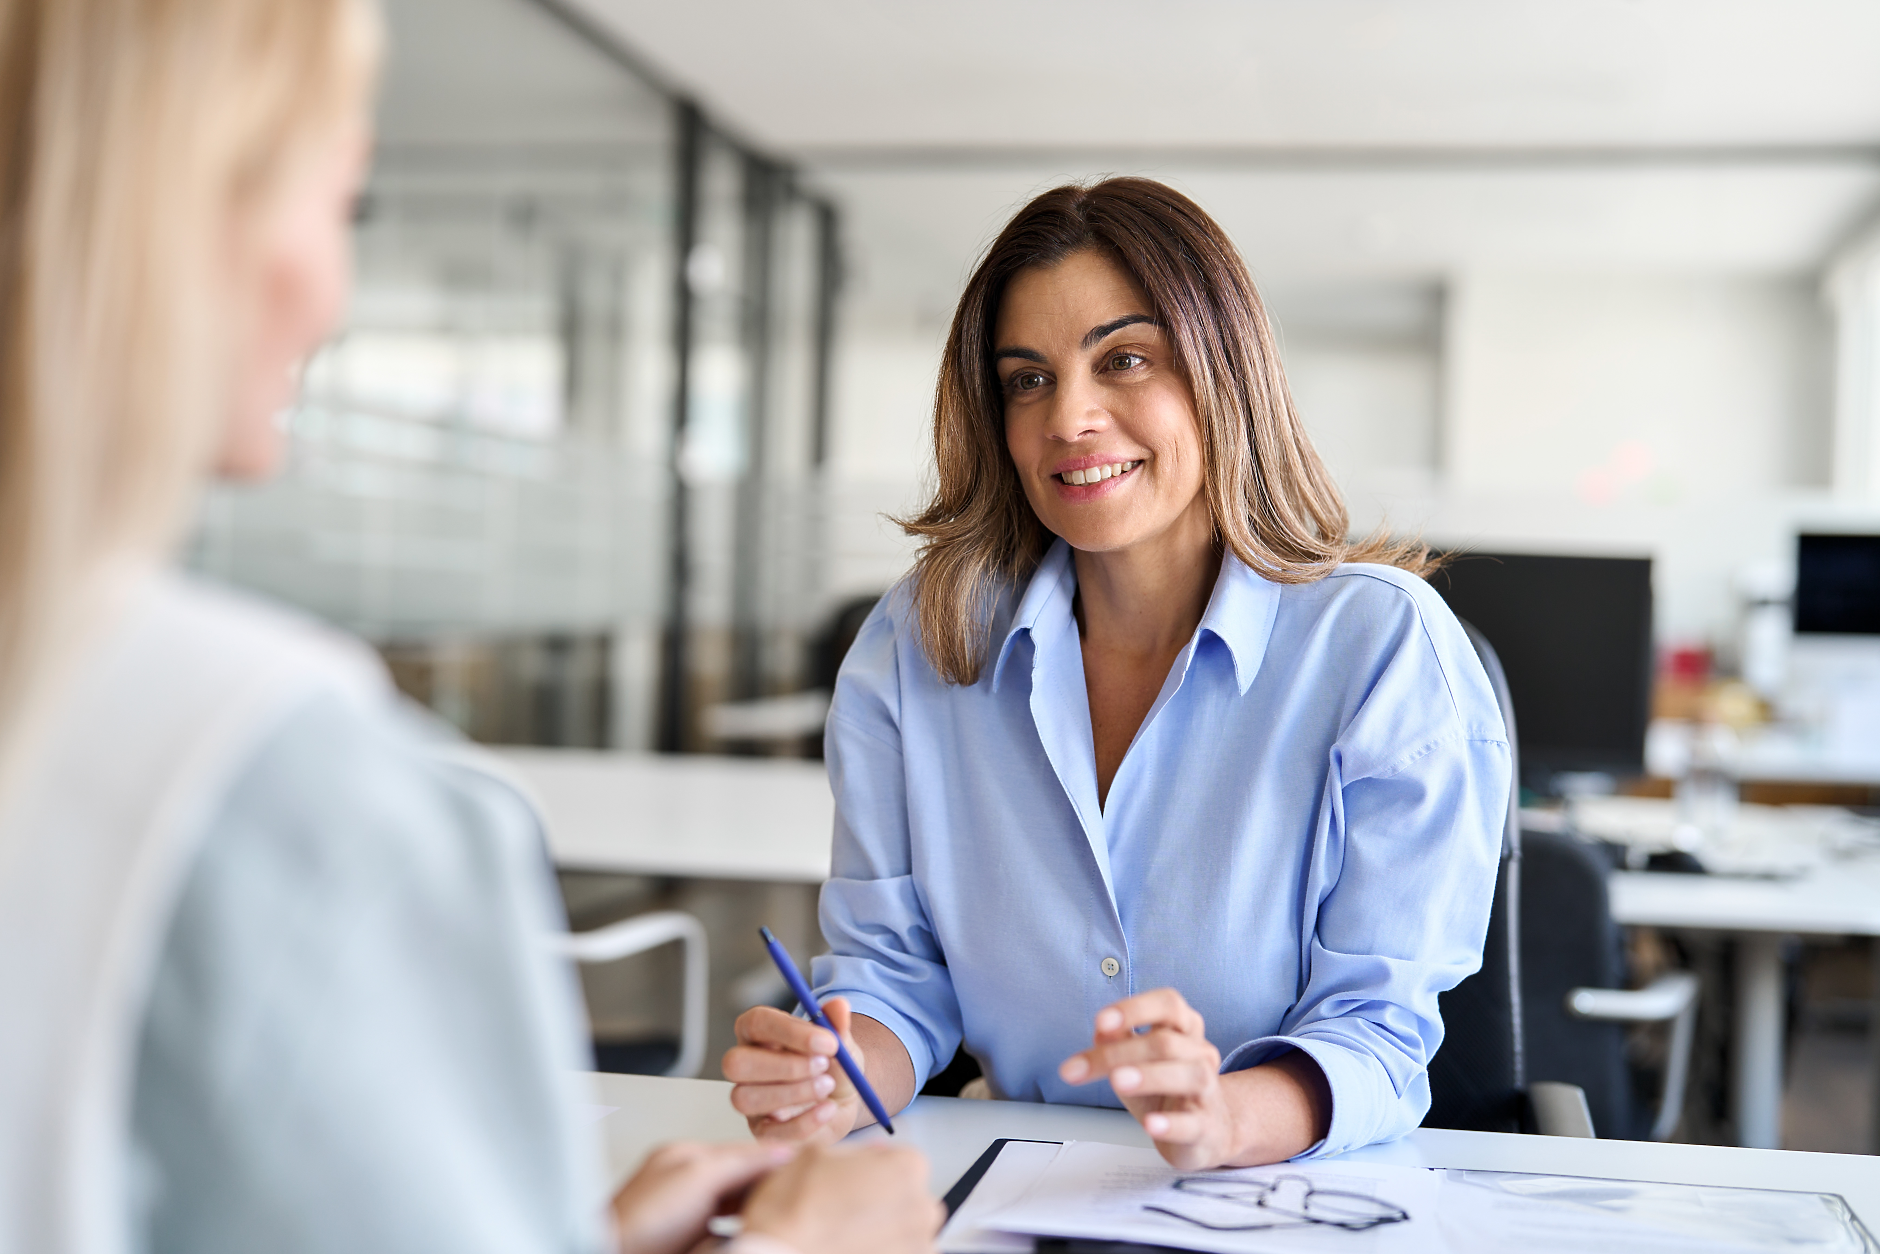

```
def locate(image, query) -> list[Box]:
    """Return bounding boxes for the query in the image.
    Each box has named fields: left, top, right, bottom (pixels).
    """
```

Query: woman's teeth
left=1057, top=460, right=1140, bottom=486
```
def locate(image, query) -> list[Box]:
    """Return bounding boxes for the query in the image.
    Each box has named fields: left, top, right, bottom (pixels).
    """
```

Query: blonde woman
left=0, top=4, right=937, bottom=1253
left=726, top=180, right=1509, bottom=1170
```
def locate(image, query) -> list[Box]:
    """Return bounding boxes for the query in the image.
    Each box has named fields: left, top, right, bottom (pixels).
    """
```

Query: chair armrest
left=1565, top=972, right=1699, bottom=1023
left=561, top=911, right=710, bottom=1079
left=1564, top=971, right=1701, bottom=1142
left=561, top=910, right=703, bottom=964
left=1528, top=1082, right=1597, bottom=1138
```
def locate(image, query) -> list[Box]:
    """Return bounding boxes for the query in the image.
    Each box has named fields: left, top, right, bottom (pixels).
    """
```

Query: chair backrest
left=1519, top=828, right=1634, bottom=1137
left=1423, top=622, right=1527, bottom=1132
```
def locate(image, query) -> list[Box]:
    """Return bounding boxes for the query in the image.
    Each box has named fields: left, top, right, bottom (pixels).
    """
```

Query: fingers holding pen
left=727, top=1066, right=837, bottom=1117
left=733, top=1005, right=842, bottom=1058
left=724, top=1002, right=864, bottom=1142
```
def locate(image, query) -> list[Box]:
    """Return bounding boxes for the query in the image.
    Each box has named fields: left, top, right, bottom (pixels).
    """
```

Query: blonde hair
left=900, top=178, right=1437, bottom=685
left=0, top=0, right=381, bottom=781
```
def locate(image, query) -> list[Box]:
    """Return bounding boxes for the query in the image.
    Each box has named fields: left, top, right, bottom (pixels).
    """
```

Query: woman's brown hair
left=899, top=176, right=1436, bottom=686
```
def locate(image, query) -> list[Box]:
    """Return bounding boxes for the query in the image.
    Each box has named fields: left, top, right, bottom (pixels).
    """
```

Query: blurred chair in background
left=1426, top=624, right=1699, bottom=1140
left=443, top=745, right=714, bottom=1077
left=700, top=593, right=882, bottom=756
left=563, top=911, right=709, bottom=1079
left=1522, top=829, right=1699, bottom=1141
left=1425, top=623, right=1533, bottom=1134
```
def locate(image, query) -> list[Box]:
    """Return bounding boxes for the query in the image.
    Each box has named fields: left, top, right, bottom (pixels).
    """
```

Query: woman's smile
left=1052, top=457, right=1144, bottom=495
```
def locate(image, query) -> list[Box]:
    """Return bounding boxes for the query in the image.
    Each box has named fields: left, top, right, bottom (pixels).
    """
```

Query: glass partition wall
left=186, top=0, right=840, bottom=753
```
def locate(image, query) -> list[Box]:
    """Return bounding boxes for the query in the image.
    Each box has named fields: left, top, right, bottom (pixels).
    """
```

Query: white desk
left=588, top=1073, right=1880, bottom=1236
left=494, top=748, right=832, bottom=882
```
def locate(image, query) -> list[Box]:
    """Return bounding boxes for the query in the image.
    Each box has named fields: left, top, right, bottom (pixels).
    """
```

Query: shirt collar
left=1196, top=548, right=1283, bottom=696
left=989, top=539, right=1280, bottom=696
left=991, top=540, right=1077, bottom=693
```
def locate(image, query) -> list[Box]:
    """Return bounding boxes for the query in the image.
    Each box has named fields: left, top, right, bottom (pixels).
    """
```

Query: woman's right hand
left=724, top=996, right=865, bottom=1142
left=740, top=1141, right=943, bottom=1254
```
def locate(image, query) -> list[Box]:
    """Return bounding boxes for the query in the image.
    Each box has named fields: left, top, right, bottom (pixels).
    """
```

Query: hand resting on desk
left=1057, top=987, right=1332, bottom=1170
left=608, top=1138, right=939, bottom=1254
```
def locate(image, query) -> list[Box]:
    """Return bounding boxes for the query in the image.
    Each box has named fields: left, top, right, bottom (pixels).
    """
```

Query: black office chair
left=1424, top=623, right=1531, bottom=1133
left=1522, top=827, right=1698, bottom=1140
left=1425, top=623, right=1698, bottom=1139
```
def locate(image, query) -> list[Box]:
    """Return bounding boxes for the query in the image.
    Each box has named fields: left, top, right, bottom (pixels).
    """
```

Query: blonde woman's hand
left=740, top=1142, right=943, bottom=1254
left=609, top=1141, right=793, bottom=1254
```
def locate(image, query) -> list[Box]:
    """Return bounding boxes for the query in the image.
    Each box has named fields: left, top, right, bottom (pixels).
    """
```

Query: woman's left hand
left=1057, top=988, right=1237, bottom=1170
left=609, top=1140, right=794, bottom=1254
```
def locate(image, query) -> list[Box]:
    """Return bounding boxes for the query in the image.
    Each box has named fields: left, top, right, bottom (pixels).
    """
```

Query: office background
left=182, top=0, right=1880, bottom=1151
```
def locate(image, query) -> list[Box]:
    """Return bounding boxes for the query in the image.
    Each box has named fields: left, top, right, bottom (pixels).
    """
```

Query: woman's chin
left=1055, top=523, right=1159, bottom=556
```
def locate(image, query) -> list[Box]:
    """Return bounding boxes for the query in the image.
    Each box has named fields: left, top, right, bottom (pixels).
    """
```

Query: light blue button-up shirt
left=812, top=539, right=1509, bottom=1158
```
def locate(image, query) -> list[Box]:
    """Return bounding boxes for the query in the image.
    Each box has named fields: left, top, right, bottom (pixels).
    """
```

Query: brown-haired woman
left=725, top=178, right=1510, bottom=1169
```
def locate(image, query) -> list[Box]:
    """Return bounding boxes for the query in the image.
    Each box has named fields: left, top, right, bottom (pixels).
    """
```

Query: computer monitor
left=1795, top=533, right=1880, bottom=635
left=1430, top=552, right=1654, bottom=794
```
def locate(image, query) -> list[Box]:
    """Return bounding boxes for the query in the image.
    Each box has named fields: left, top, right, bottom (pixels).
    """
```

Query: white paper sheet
left=975, top=1141, right=1876, bottom=1254
left=1433, top=1169, right=1875, bottom=1254
left=982, top=1141, right=1441, bottom=1254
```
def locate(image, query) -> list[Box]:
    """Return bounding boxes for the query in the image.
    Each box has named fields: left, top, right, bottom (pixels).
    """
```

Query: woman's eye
left=1107, top=352, right=1144, bottom=372
left=1008, top=371, right=1046, bottom=393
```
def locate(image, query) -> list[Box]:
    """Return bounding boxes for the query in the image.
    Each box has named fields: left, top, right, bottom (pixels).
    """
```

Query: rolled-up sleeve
left=1221, top=668, right=1509, bottom=1158
left=810, top=608, right=962, bottom=1088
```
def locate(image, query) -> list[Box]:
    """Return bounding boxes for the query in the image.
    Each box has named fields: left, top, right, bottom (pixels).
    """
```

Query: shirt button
left=1100, top=957, right=1121, bottom=978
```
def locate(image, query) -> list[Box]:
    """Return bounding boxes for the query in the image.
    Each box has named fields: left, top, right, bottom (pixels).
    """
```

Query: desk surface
left=1610, top=859, right=1880, bottom=936
left=1738, top=725, right=1880, bottom=788
left=588, top=1073, right=1880, bottom=1230
left=497, top=749, right=832, bottom=882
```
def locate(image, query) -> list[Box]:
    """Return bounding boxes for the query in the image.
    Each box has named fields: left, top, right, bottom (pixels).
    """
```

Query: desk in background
left=1610, top=861, right=1880, bottom=1154
left=1575, top=796, right=1880, bottom=1151
left=588, top=1073, right=1880, bottom=1236
left=1734, top=723, right=1880, bottom=794
left=495, top=748, right=833, bottom=882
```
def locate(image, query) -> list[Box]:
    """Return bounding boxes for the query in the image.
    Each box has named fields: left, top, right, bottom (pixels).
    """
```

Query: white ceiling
left=561, top=0, right=1880, bottom=318
left=567, top=0, right=1880, bottom=151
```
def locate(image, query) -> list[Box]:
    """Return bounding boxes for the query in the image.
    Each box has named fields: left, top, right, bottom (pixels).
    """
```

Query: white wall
left=1288, top=343, right=1439, bottom=492
left=1394, top=272, right=1837, bottom=648
left=821, top=321, right=944, bottom=602
left=1444, top=273, right=1831, bottom=498
left=1826, top=219, right=1880, bottom=499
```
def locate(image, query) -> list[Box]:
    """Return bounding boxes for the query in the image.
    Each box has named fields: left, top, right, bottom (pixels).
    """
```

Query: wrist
left=1217, top=1069, right=1261, bottom=1162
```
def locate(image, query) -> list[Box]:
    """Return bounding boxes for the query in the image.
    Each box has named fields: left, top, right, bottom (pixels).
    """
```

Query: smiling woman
left=723, top=178, right=1510, bottom=1173
left=906, top=177, right=1436, bottom=687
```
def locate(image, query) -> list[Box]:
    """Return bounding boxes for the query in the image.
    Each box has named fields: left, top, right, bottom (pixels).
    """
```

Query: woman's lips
left=1052, top=459, right=1141, bottom=498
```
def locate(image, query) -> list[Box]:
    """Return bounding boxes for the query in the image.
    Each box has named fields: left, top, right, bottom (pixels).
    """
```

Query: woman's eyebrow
left=994, top=346, right=1047, bottom=364
left=1082, top=313, right=1158, bottom=349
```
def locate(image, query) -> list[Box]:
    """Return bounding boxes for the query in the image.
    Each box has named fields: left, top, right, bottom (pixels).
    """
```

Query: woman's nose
left=1046, top=375, right=1110, bottom=441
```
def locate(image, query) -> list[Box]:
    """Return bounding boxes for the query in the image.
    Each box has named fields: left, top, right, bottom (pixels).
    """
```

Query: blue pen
left=758, top=926, right=895, bottom=1134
